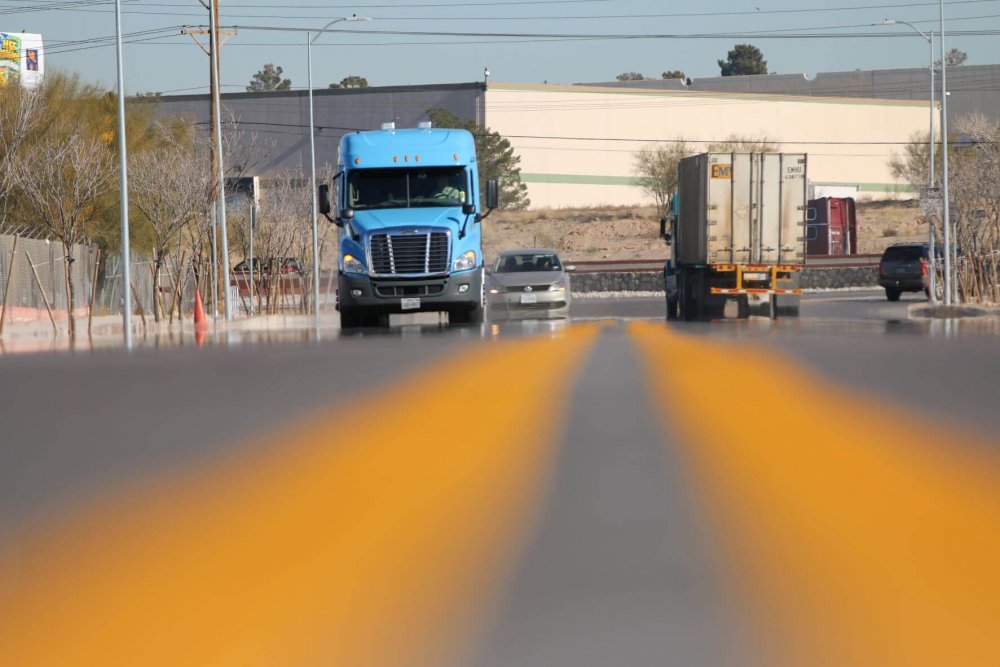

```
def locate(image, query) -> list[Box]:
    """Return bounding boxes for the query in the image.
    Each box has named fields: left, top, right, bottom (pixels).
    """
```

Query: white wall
left=486, top=83, right=930, bottom=209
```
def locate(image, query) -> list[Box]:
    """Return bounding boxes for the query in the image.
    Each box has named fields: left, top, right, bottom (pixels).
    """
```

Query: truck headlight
left=548, top=280, right=566, bottom=292
left=343, top=254, right=366, bottom=274
left=453, top=250, right=477, bottom=272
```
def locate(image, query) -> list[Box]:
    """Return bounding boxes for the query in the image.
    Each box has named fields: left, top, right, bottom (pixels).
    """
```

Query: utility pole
left=184, top=2, right=236, bottom=320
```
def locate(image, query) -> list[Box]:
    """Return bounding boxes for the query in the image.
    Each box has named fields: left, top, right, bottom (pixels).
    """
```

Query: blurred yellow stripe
left=630, top=321, right=1000, bottom=667
left=0, top=325, right=600, bottom=666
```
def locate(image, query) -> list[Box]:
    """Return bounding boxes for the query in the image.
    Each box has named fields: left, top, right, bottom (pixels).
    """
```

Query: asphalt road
left=1, top=291, right=998, bottom=666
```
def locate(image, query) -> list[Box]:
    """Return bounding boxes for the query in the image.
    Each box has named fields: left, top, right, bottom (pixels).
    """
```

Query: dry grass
left=484, top=202, right=926, bottom=261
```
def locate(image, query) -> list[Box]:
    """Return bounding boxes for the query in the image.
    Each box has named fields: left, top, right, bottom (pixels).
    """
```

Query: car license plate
left=743, top=272, right=768, bottom=281
left=520, top=293, right=538, bottom=304
left=401, top=297, right=420, bottom=311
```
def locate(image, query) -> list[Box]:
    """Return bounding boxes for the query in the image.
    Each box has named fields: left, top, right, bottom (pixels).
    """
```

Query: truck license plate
left=743, top=272, right=768, bottom=281
left=401, top=298, right=420, bottom=311
left=520, top=294, right=538, bottom=304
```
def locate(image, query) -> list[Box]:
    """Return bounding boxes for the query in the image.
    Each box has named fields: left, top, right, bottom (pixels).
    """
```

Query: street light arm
left=310, top=14, right=371, bottom=45
left=876, top=18, right=930, bottom=42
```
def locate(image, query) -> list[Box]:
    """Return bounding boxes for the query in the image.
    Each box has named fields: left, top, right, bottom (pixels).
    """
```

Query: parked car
left=487, top=249, right=572, bottom=318
left=232, top=257, right=304, bottom=296
left=233, top=257, right=303, bottom=275
left=877, top=243, right=933, bottom=301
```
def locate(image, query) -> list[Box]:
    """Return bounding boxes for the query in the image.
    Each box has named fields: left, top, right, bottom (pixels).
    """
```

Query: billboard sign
left=0, top=32, right=43, bottom=88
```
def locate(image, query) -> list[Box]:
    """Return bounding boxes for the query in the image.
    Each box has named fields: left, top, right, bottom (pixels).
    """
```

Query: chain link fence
left=0, top=231, right=99, bottom=329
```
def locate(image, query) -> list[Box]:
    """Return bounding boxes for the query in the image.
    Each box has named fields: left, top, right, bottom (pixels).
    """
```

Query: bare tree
left=633, top=141, right=692, bottom=219
left=0, top=86, right=41, bottom=225
left=248, top=172, right=311, bottom=313
left=890, top=117, right=1000, bottom=302
left=705, top=133, right=777, bottom=152
left=11, top=134, right=115, bottom=337
left=129, top=121, right=207, bottom=321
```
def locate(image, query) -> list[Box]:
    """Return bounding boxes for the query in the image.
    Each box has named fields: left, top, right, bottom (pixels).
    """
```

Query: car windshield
left=348, top=167, right=469, bottom=210
left=494, top=253, right=562, bottom=273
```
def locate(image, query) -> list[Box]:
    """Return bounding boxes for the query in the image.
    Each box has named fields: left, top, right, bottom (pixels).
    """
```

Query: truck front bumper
left=338, top=270, right=482, bottom=314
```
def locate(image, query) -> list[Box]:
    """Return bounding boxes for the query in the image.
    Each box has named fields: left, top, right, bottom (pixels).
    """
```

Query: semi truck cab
left=319, top=122, right=498, bottom=328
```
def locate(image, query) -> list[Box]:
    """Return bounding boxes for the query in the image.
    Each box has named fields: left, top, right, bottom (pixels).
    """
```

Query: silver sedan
left=487, top=249, right=573, bottom=319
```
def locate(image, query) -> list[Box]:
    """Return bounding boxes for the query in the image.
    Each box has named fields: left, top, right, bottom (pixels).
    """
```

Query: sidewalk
left=0, top=310, right=346, bottom=354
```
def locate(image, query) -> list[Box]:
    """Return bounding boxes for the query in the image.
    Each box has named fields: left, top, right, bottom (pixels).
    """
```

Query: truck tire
left=680, top=271, right=703, bottom=322
left=666, top=297, right=679, bottom=320
left=775, top=304, right=800, bottom=318
left=366, top=312, right=390, bottom=327
left=451, top=302, right=483, bottom=325
left=340, top=308, right=362, bottom=329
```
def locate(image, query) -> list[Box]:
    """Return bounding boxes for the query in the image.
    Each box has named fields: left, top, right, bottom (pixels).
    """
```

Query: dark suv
left=877, top=243, right=931, bottom=301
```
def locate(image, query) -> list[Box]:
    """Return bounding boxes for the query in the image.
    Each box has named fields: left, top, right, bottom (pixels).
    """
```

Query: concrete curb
left=909, top=303, right=1000, bottom=319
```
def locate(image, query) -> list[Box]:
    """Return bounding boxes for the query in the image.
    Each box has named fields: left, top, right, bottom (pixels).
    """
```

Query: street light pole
left=878, top=18, right=940, bottom=301
left=209, top=0, right=231, bottom=320
left=307, top=15, right=371, bottom=317
left=114, top=0, right=132, bottom=348
left=939, top=0, right=953, bottom=304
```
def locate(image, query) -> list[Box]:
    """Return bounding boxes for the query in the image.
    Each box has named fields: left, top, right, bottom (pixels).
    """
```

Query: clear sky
left=11, top=0, right=1000, bottom=96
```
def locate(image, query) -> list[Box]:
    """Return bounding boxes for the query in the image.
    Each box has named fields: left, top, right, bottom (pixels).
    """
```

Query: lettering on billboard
left=711, top=163, right=732, bottom=179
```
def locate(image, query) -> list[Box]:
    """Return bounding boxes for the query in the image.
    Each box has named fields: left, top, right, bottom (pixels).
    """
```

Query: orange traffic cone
left=194, top=289, right=208, bottom=331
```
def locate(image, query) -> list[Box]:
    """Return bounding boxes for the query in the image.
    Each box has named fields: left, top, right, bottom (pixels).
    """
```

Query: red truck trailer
left=806, top=197, right=857, bottom=256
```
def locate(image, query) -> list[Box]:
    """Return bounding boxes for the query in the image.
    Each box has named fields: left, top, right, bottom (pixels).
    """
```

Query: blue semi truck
left=319, top=122, right=498, bottom=328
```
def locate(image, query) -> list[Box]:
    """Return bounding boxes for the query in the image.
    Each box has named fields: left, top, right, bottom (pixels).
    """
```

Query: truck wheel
left=361, top=311, right=390, bottom=328
left=451, top=303, right=483, bottom=325
left=340, top=308, right=362, bottom=329
left=666, top=297, right=679, bottom=320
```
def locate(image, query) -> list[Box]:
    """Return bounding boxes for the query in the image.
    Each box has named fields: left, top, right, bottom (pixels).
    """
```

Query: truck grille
left=370, top=232, right=449, bottom=275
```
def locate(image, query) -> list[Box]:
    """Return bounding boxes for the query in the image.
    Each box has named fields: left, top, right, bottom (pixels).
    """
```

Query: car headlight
left=453, top=250, right=477, bottom=272
left=342, top=254, right=366, bottom=274
left=548, top=280, right=566, bottom=292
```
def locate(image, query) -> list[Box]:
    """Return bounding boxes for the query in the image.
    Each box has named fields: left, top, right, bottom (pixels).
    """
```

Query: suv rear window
left=882, top=246, right=924, bottom=262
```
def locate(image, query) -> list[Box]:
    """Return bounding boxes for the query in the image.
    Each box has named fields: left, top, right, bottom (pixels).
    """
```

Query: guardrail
left=567, top=255, right=881, bottom=274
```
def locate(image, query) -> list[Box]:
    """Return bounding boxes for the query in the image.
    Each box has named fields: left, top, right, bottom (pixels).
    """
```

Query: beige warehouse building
left=484, top=83, right=932, bottom=209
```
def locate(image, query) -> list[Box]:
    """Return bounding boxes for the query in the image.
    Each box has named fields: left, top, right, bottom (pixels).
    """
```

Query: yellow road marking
left=0, top=325, right=601, bottom=666
left=630, top=321, right=1000, bottom=667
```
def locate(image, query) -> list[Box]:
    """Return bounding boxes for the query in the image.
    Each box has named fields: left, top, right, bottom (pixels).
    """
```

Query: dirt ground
left=483, top=200, right=928, bottom=263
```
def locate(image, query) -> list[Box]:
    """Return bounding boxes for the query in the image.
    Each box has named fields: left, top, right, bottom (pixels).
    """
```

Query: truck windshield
left=348, top=167, right=468, bottom=210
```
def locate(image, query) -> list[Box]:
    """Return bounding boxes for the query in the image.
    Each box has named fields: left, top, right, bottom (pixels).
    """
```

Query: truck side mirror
left=485, top=179, right=499, bottom=210
left=318, top=184, right=332, bottom=215
left=659, top=217, right=672, bottom=245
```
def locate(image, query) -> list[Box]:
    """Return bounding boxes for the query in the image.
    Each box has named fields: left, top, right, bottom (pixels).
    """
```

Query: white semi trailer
left=664, top=153, right=808, bottom=320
